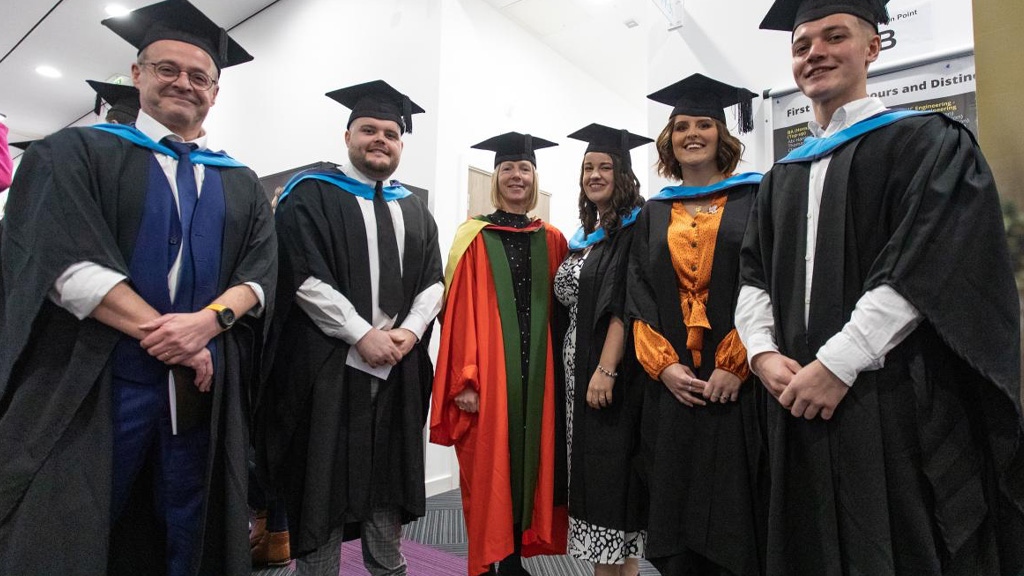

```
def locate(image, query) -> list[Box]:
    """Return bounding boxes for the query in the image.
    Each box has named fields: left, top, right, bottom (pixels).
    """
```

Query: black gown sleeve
left=860, top=116, right=1023, bottom=481
left=0, top=130, right=129, bottom=392
left=227, top=177, right=278, bottom=309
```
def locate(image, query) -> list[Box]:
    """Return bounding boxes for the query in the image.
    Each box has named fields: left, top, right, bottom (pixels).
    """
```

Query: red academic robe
left=431, top=221, right=568, bottom=576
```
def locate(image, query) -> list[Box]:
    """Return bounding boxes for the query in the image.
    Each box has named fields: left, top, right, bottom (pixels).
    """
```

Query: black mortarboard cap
left=10, top=140, right=40, bottom=152
left=471, top=132, right=558, bottom=167
left=87, top=80, right=140, bottom=120
left=566, top=123, right=652, bottom=168
left=102, top=0, right=253, bottom=70
left=647, top=73, right=758, bottom=134
left=760, top=0, right=890, bottom=31
left=326, top=80, right=425, bottom=135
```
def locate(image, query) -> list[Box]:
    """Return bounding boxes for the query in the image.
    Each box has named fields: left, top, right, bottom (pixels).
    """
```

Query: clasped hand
left=752, top=352, right=848, bottom=420
left=355, top=327, right=417, bottom=368
left=661, top=364, right=742, bottom=407
left=140, top=309, right=220, bottom=365
left=140, top=310, right=219, bottom=392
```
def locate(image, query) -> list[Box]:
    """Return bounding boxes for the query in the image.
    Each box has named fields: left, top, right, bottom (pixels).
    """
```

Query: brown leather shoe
left=250, top=511, right=267, bottom=548
left=252, top=530, right=291, bottom=567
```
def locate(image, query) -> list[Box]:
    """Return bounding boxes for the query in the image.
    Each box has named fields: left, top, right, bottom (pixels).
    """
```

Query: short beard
left=349, top=148, right=396, bottom=181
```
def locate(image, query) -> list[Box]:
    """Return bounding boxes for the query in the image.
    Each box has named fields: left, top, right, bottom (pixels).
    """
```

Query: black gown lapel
left=575, top=241, right=606, bottom=372
left=771, top=164, right=814, bottom=365
left=807, top=140, right=862, bottom=354
left=702, top=187, right=754, bottom=378
left=337, top=192, right=373, bottom=320
left=398, top=197, right=423, bottom=317
left=646, top=201, right=691, bottom=367
left=219, top=168, right=252, bottom=290
left=110, top=145, right=151, bottom=264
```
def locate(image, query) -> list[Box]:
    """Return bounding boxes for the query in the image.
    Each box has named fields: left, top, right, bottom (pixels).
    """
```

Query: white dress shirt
left=735, top=97, right=922, bottom=386
left=294, top=162, right=443, bottom=346
left=48, top=110, right=266, bottom=319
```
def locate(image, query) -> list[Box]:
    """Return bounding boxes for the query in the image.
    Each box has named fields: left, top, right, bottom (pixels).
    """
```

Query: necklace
left=693, top=204, right=719, bottom=214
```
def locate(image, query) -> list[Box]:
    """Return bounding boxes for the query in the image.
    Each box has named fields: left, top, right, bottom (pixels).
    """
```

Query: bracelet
left=596, top=364, right=618, bottom=379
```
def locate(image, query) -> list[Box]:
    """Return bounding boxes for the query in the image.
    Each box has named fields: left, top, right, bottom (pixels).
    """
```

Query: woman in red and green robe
left=431, top=132, right=568, bottom=576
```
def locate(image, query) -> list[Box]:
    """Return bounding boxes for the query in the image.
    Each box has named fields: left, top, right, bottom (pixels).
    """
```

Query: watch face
left=220, top=308, right=236, bottom=328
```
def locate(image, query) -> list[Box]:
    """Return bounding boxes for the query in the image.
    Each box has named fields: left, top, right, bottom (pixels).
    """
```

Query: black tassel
left=737, top=91, right=754, bottom=134
left=94, top=94, right=103, bottom=117
left=619, top=129, right=630, bottom=167
left=524, top=133, right=533, bottom=156
left=878, top=0, right=891, bottom=25
left=403, top=96, right=413, bottom=133
left=218, top=28, right=229, bottom=68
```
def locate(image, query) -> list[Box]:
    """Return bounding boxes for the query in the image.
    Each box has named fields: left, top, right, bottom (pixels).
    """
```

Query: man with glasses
left=0, top=2, right=276, bottom=575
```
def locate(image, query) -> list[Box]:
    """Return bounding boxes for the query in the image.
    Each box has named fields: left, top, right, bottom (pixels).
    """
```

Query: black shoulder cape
left=0, top=126, right=277, bottom=576
left=256, top=174, right=442, bottom=555
left=740, top=114, right=1024, bottom=575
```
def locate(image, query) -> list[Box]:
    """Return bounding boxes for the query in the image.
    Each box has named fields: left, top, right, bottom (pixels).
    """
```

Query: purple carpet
left=338, top=538, right=466, bottom=575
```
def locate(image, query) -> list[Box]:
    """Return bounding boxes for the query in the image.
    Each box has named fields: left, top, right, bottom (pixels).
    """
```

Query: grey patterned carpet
left=252, top=489, right=661, bottom=575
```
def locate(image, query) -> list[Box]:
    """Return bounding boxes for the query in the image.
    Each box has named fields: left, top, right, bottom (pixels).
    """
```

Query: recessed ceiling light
left=624, top=19, right=640, bottom=28
left=35, top=65, right=62, bottom=78
left=105, top=4, right=131, bottom=17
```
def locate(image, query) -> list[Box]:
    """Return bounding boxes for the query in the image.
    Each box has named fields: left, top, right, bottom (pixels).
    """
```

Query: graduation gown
left=564, top=218, right=647, bottom=532
left=431, top=217, right=568, bottom=576
left=256, top=173, right=442, bottom=556
left=0, top=126, right=277, bottom=576
left=740, top=113, right=1024, bottom=575
left=628, top=183, right=766, bottom=576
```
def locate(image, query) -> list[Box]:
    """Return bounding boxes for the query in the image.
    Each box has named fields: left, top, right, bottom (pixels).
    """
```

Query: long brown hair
left=578, top=152, right=644, bottom=238
left=655, top=116, right=744, bottom=181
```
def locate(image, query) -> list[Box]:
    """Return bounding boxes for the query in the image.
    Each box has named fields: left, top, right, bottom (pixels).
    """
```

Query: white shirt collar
left=341, top=161, right=397, bottom=187
left=134, top=110, right=209, bottom=151
left=807, top=96, right=887, bottom=138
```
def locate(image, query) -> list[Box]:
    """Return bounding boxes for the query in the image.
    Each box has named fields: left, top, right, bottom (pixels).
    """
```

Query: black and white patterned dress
left=555, top=249, right=647, bottom=565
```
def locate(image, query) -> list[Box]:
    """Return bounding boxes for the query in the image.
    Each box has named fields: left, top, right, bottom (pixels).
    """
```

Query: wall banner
left=875, top=0, right=974, bottom=64
left=771, top=54, right=976, bottom=161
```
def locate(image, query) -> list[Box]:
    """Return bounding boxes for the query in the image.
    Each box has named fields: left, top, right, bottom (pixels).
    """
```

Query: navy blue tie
left=162, top=138, right=198, bottom=311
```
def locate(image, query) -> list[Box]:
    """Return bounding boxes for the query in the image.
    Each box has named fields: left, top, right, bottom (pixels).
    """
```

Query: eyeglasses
left=140, top=61, right=218, bottom=91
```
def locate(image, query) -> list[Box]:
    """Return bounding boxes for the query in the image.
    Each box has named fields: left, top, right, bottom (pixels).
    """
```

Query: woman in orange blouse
left=627, top=74, right=766, bottom=576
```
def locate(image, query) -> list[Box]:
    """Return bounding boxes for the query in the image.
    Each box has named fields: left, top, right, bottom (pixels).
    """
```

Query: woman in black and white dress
left=554, top=124, right=650, bottom=576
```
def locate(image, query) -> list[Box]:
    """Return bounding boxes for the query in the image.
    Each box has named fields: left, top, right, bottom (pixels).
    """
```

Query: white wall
left=644, top=0, right=793, bottom=192
left=433, top=0, right=648, bottom=240
left=206, top=0, right=444, bottom=195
